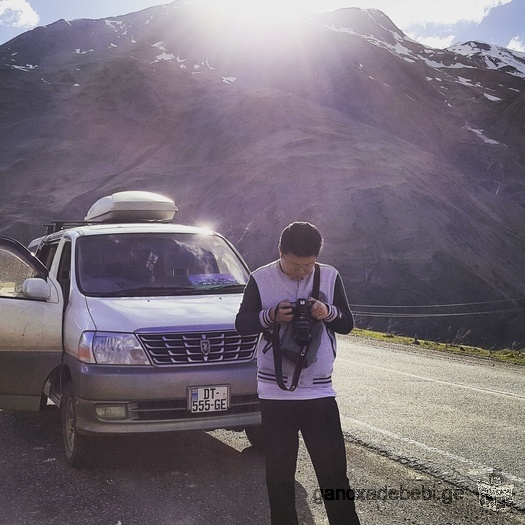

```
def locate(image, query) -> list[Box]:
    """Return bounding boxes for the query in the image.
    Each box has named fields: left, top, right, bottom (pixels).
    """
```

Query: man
left=236, top=222, right=361, bottom=525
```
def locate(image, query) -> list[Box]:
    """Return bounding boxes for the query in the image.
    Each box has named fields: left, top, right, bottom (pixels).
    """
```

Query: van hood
left=85, top=294, right=243, bottom=333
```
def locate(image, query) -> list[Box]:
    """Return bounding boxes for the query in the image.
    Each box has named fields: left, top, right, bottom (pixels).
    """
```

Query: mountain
left=0, top=1, right=524, bottom=347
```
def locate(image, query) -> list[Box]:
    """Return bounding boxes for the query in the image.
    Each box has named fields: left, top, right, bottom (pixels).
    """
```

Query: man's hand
left=272, top=301, right=294, bottom=323
left=309, top=298, right=329, bottom=321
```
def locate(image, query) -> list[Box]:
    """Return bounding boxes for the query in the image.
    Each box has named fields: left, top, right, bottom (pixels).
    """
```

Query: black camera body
left=289, top=298, right=313, bottom=316
left=290, top=298, right=314, bottom=346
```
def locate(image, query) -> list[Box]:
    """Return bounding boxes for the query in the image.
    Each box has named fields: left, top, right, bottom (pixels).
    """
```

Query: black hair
left=279, top=222, right=323, bottom=257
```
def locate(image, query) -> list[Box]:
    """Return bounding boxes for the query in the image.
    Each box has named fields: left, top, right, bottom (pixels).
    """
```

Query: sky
left=1, top=0, right=525, bottom=52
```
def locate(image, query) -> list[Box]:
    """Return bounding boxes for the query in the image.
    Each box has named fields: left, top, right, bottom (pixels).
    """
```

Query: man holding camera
left=236, top=222, right=361, bottom=525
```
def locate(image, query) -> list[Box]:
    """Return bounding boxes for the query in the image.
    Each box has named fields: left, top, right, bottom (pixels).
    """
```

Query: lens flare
left=200, top=0, right=309, bottom=21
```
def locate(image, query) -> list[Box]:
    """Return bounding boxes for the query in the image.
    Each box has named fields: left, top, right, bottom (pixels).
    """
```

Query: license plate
left=188, top=385, right=230, bottom=413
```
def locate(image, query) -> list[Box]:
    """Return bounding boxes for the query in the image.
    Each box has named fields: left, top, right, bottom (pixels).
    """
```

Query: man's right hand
left=272, top=301, right=294, bottom=323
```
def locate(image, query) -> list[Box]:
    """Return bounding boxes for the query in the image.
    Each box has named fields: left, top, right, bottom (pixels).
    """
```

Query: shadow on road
left=0, top=407, right=316, bottom=525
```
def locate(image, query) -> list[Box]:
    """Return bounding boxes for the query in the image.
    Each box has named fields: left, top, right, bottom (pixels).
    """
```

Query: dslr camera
left=289, top=298, right=314, bottom=346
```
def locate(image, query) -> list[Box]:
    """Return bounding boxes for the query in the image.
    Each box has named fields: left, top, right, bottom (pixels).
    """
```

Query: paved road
left=335, top=335, right=525, bottom=510
left=1, top=335, right=524, bottom=524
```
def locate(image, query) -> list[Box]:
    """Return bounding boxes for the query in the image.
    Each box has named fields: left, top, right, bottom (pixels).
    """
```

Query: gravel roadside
left=293, top=437, right=525, bottom=525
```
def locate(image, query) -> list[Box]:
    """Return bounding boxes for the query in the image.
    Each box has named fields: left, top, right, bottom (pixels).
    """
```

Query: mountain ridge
left=0, top=0, right=523, bottom=347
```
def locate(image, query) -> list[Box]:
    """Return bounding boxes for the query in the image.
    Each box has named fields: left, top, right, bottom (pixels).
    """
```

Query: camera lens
left=293, top=298, right=313, bottom=345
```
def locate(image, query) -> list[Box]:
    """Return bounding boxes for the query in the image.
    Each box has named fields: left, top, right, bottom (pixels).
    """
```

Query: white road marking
left=341, top=415, right=525, bottom=486
left=338, top=358, right=525, bottom=400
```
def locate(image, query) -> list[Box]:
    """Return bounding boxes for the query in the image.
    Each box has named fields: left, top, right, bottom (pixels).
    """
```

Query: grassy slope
left=349, top=328, right=525, bottom=366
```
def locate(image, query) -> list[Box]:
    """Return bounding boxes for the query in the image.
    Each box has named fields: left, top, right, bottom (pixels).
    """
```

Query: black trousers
left=260, top=397, right=361, bottom=525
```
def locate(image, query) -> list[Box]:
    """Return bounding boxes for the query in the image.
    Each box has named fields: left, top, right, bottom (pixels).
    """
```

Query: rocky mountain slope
left=0, top=1, right=524, bottom=346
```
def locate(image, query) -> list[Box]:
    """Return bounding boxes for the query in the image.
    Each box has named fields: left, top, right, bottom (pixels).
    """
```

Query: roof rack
left=44, top=221, right=92, bottom=235
left=43, top=218, right=175, bottom=235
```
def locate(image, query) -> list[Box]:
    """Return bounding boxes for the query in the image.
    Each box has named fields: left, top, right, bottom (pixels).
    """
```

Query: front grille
left=137, top=331, right=259, bottom=366
left=130, top=394, right=260, bottom=421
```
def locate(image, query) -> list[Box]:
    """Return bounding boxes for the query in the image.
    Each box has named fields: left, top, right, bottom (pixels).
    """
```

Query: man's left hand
left=309, top=298, right=329, bottom=321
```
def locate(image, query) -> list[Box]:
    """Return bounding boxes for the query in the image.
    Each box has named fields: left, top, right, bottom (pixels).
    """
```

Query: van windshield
left=76, top=233, right=249, bottom=297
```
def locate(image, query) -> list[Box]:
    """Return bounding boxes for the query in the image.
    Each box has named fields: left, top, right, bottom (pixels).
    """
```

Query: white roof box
left=85, top=191, right=178, bottom=223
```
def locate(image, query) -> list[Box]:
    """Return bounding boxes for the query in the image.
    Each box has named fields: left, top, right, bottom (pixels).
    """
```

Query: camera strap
left=272, top=263, right=320, bottom=392
left=311, top=262, right=321, bottom=301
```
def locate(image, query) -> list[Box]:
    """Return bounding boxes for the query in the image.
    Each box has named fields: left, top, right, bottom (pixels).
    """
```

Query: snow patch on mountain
left=464, top=125, right=500, bottom=144
left=449, top=42, right=525, bottom=80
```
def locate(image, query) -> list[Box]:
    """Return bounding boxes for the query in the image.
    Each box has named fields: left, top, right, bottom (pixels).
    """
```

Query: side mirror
left=21, top=278, right=51, bottom=301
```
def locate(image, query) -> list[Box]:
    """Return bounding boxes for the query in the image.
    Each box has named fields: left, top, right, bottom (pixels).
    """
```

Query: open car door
left=0, top=236, right=63, bottom=410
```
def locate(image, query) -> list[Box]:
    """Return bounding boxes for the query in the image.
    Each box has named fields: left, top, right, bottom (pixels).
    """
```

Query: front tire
left=61, top=382, right=94, bottom=468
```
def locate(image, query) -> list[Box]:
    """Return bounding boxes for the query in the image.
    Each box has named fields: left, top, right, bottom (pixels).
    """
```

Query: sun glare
left=202, top=0, right=311, bottom=21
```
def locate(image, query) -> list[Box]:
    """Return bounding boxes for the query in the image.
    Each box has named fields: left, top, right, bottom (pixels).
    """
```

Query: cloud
left=406, top=32, right=456, bottom=50
left=506, top=36, right=525, bottom=52
left=393, top=0, right=512, bottom=26
left=0, top=0, right=39, bottom=28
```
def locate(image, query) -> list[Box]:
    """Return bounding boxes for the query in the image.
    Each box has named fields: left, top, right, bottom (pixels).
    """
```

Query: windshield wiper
left=199, top=283, right=246, bottom=292
left=95, top=286, right=199, bottom=297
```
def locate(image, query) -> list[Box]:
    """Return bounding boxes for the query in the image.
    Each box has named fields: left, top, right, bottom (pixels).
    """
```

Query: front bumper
left=65, top=355, right=260, bottom=435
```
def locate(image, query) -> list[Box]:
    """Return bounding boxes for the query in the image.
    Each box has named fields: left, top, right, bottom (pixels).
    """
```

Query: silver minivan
left=0, top=191, right=261, bottom=467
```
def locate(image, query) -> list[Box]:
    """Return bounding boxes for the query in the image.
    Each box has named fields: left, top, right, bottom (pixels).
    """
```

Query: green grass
left=350, top=328, right=525, bottom=366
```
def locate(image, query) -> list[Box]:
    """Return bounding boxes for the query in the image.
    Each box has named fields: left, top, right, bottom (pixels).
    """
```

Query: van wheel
left=61, top=382, right=94, bottom=468
left=245, top=426, right=264, bottom=451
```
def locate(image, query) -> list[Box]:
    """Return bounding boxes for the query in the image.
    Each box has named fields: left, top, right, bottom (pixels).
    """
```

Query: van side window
left=57, top=241, right=72, bottom=303
left=36, top=243, right=59, bottom=271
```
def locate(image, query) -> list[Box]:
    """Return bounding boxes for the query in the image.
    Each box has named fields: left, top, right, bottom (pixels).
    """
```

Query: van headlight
left=79, top=332, right=150, bottom=365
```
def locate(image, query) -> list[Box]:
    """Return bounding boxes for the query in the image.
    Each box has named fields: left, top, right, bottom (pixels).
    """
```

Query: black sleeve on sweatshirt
left=324, top=273, right=354, bottom=335
left=236, top=271, right=353, bottom=336
left=235, top=276, right=264, bottom=335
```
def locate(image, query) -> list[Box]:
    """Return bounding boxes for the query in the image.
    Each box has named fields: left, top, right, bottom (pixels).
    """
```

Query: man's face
left=280, top=252, right=316, bottom=281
